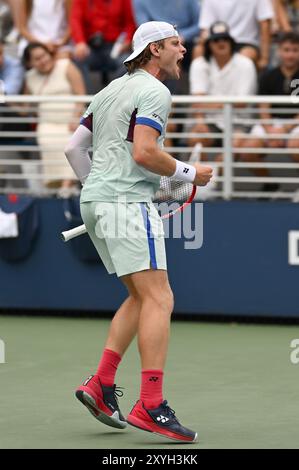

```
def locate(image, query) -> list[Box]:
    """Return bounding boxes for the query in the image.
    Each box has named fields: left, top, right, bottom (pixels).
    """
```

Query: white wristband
left=172, top=160, right=196, bottom=183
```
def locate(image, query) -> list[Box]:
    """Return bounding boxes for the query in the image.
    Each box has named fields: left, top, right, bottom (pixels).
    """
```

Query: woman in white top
left=19, top=0, right=71, bottom=58
left=23, top=42, right=86, bottom=190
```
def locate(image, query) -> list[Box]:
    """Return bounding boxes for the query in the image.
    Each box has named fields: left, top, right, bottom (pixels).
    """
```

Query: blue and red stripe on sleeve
left=80, top=113, right=93, bottom=131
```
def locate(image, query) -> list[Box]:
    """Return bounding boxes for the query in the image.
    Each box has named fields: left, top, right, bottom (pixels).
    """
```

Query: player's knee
left=164, top=288, right=174, bottom=315
left=165, top=286, right=174, bottom=314
left=129, top=292, right=141, bottom=307
left=151, top=287, right=174, bottom=315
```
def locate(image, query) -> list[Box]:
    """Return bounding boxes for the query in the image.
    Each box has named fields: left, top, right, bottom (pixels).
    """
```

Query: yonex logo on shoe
left=156, top=415, right=169, bottom=424
left=83, top=375, right=93, bottom=386
left=149, top=376, right=159, bottom=382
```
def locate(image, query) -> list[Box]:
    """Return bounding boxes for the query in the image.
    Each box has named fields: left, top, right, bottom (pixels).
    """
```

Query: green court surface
left=0, top=315, right=299, bottom=449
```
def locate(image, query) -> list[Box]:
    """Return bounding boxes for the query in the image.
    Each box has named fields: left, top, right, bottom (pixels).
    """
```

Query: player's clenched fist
left=193, top=163, right=213, bottom=186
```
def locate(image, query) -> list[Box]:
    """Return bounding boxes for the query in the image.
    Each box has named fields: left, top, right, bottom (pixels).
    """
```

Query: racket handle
left=61, top=224, right=87, bottom=242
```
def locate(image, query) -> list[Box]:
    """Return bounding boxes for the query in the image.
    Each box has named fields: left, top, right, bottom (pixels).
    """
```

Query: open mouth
left=177, top=58, right=183, bottom=67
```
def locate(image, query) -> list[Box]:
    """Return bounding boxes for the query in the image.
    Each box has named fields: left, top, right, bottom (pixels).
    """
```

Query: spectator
left=70, top=0, right=136, bottom=88
left=239, top=32, right=299, bottom=189
left=132, top=0, right=200, bottom=69
left=23, top=43, right=86, bottom=193
left=19, top=0, right=72, bottom=58
left=195, top=0, right=274, bottom=69
left=188, top=22, right=257, bottom=160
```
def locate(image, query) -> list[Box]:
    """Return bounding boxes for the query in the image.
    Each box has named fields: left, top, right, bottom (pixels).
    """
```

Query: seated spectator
left=195, top=0, right=274, bottom=69
left=188, top=22, right=257, bottom=161
left=133, top=0, right=200, bottom=70
left=19, top=0, right=72, bottom=58
left=70, top=0, right=135, bottom=90
left=0, top=40, right=26, bottom=190
left=239, top=32, right=299, bottom=190
left=23, top=43, right=86, bottom=194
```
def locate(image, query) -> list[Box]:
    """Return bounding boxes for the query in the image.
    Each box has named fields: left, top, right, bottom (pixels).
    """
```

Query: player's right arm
left=64, top=124, right=92, bottom=184
left=133, top=125, right=213, bottom=187
left=64, top=107, right=93, bottom=184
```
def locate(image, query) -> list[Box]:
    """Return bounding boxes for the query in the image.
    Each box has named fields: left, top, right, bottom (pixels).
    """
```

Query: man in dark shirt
left=240, top=32, right=299, bottom=186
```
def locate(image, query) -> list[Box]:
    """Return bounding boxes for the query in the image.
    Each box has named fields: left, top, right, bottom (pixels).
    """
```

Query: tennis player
left=65, top=21, right=213, bottom=443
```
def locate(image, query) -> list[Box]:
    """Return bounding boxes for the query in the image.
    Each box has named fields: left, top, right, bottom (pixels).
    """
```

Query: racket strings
left=154, top=176, right=194, bottom=205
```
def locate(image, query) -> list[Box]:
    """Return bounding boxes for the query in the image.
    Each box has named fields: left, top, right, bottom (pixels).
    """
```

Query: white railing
left=1, top=95, right=299, bottom=200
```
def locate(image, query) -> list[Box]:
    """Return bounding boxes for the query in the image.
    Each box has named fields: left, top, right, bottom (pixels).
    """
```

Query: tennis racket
left=61, top=176, right=196, bottom=242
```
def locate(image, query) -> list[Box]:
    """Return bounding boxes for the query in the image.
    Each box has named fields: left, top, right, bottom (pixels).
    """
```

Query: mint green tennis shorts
left=80, top=201, right=167, bottom=277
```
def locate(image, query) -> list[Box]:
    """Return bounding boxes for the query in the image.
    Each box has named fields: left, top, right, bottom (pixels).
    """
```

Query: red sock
left=96, top=348, right=121, bottom=386
left=140, top=369, right=164, bottom=409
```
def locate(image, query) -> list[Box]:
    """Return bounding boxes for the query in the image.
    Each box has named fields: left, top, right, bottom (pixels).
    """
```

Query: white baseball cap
left=123, top=21, right=179, bottom=64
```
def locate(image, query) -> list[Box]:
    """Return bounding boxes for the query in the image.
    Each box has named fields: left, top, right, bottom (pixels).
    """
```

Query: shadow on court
left=0, top=315, right=298, bottom=449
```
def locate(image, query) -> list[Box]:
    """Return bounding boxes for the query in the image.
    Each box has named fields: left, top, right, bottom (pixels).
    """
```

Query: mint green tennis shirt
left=80, top=69, right=172, bottom=203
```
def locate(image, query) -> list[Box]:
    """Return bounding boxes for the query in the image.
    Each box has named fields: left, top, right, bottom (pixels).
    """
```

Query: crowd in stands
left=0, top=0, right=299, bottom=196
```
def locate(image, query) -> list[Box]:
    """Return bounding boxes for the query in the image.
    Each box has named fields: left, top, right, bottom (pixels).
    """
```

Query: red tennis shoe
left=127, top=399, right=198, bottom=443
left=75, top=374, right=127, bottom=429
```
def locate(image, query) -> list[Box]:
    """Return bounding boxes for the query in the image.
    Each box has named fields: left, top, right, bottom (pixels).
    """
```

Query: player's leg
left=75, top=278, right=142, bottom=429
left=94, top=278, right=141, bottom=389
left=103, top=276, right=141, bottom=356
left=75, top=202, right=142, bottom=429
left=132, top=269, right=173, bottom=370
left=126, top=269, right=197, bottom=443
left=88, top=269, right=171, bottom=421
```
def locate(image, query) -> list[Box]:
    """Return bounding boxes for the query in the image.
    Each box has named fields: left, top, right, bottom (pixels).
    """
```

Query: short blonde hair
left=125, top=39, right=165, bottom=74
